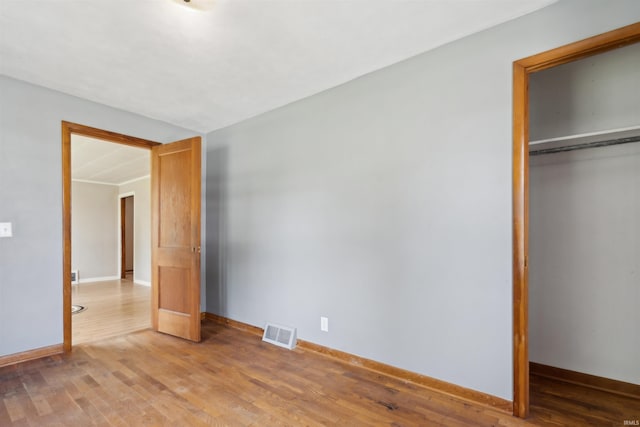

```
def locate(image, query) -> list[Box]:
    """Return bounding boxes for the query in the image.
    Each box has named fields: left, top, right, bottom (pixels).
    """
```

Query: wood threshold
left=511, top=21, right=640, bottom=418
left=530, top=362, right=640, bottom=401
left=204, top=313, right=512, bottom=414
left=0, top=344, right=64, bottom=368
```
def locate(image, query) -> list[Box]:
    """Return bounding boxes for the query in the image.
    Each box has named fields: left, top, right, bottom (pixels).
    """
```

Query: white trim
left=72, top=178, right=118, bottom=186
left=134, top=280, right=151, bottom=287
left=119, top=175, right=150, bottom=186
left=78, top=275, right=120, bottom=284
left=73, top=175, right=150, bottom=187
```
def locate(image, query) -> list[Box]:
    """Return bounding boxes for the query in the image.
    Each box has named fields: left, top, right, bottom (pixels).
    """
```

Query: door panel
left=151, top=137, right=201, bottom=342
left=159, top=266, right=189, bottom=313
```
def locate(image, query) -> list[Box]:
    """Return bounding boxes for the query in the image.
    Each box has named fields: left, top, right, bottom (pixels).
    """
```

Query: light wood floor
left=72, top=275, right=151, bottom=344
left=2, top=321, right=638, bottom=426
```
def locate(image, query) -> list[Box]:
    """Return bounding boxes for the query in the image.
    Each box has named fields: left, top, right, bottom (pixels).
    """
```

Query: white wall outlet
left=0, top=222, right=12, bottom=238
left=320, top=316, right=329, bottom=332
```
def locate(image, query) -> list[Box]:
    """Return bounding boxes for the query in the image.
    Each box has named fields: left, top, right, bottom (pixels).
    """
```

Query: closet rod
left=529, top=135, right=640, bottom=156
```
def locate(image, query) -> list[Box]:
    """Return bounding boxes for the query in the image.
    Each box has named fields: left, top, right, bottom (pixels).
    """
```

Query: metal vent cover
left=262, top=323, right=297, bottom=350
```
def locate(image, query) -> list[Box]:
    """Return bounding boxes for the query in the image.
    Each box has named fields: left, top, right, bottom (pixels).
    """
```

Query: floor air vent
left=262, top=323, right=297, bottom=350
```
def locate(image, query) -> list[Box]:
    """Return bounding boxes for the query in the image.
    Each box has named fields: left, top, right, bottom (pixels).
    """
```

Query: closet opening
left=511, top=22, right=640, bottom=418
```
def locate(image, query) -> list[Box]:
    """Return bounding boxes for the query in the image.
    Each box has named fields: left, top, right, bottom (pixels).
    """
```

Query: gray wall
left=71, top=181, right=119, bottom=280
left=530, top=144, right=640, bottom=384
left=205, top=0, right=640, bottom=400
left=530, top=42, right=640, bottom=141
left=0, top=75, right=196, bottom=357
left=529, top=31, right=640, bottom=384
left=119, top=177, right=152, bottom=285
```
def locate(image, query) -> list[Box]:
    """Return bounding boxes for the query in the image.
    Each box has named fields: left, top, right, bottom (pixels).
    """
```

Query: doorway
left=527, top=41, right=640, bottom=423
left=121, top=194, right=134, bottom=280
left=62, top=122, right=160, bottom=350
left=69, top=135, right=152, bottom=344
left=511, top=22, right=640, bottom=417
left=63, top=122, right=203, bottom=349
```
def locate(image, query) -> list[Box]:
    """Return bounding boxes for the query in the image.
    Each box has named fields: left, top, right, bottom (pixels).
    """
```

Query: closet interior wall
left=528, top=42, right=640, bottom=385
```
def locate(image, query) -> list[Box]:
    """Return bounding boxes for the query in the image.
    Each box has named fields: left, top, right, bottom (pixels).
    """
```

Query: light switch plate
left=0, top=222, right=13, bottom=238
left=320, top=316, right=329, bottom=332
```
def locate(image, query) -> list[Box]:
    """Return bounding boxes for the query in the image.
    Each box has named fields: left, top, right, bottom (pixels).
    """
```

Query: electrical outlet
left=320, top=316, right=329, bottom=332
left=0, top=222, right=12, bottom=238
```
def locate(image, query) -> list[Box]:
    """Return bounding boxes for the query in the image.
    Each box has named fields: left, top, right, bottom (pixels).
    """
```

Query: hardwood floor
left=2, top=321, right=637, bottom=426
left=72, top=276, right=150, bottom=344
left=530, top=373, right=639, bottom=426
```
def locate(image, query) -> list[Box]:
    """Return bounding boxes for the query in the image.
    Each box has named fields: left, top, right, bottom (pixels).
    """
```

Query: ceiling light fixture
left=172, top=0, right=215, bottom=11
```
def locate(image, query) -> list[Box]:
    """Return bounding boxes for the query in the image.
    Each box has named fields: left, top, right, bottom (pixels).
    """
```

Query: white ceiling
left=0, top=0, right=556, bottom=134
left=72, top=135, right=149, bottom=185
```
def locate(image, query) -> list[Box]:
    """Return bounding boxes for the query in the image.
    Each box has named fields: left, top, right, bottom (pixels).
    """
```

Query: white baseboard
left=78, top=275, right=120, bottom=284
left=134, top=279, right=151, bottom=287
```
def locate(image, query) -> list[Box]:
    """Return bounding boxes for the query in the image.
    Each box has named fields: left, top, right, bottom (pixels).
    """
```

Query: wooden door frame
left=62, top=121, right=160, bottom=351
left=512, top=22, right=640, bottom=418
left=120, top=196, right=127, bottom=279
left=120, top=194, right=134, bottom=280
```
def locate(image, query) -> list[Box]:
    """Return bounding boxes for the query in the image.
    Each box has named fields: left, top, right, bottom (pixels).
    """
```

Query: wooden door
left=151, top=137, right=201, bottom=342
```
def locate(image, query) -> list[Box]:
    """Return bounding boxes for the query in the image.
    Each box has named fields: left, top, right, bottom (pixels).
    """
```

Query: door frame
left=62, top=121, right=160, bottom=351
left=119, top=193, right=135, bottom=280
left=511, top=22, right=640, bottom=418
